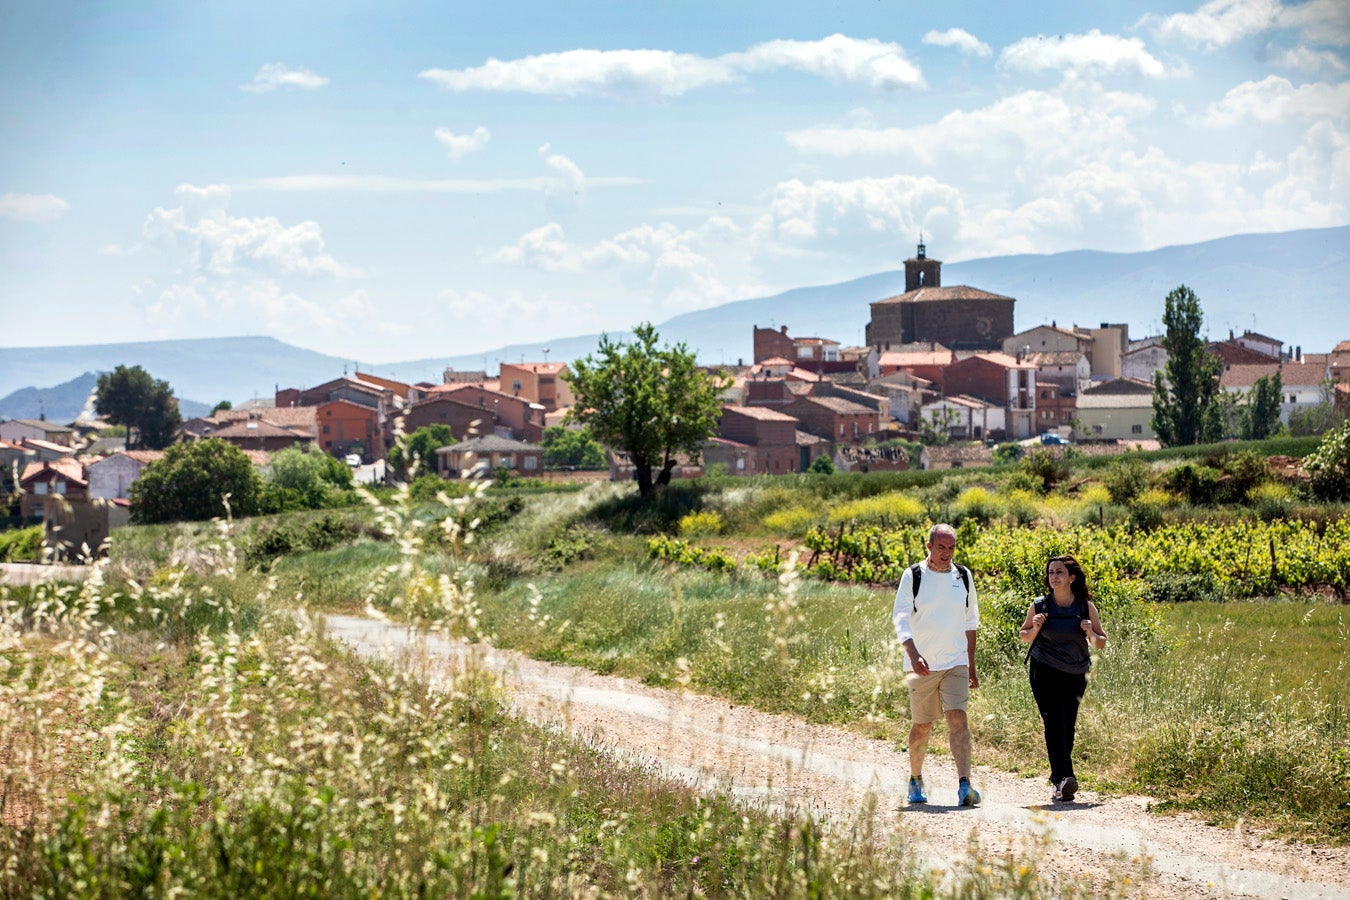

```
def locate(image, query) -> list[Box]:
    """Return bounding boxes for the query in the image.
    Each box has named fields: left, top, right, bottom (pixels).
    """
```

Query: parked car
left=344, top=453, right=363, bottom=466
left=1039, top=433, right=1070, bottom=445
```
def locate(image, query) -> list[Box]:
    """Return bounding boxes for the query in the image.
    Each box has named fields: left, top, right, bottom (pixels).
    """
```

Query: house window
left=838, top=424, right=845, bottom=437
left=323, top=425, right=330, bottom=434
left=1131, top=424, right=1143, bottom=434
left=1093, top=424, right=1103, bottom=434
left=523, top=456, right=538, bottom=471
left=35, top=482, right=48, bottom=494
left=54, top=481, right=66, bottom=495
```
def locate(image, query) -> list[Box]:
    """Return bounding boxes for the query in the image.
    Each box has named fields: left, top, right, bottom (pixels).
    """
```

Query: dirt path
left=326, top=614, right=1350, bottom=899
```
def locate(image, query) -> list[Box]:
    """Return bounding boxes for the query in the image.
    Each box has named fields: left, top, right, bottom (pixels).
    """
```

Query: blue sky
left=2, top=0, right=1347, bottom=363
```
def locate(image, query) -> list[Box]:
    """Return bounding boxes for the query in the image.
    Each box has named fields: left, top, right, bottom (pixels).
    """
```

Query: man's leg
left=908, top=721, right=932, bottom=778
left=945, top=709, right=972, bottom=779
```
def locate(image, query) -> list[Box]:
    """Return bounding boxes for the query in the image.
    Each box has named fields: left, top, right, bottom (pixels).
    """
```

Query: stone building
left=866, top=241, right=1014, bottom=352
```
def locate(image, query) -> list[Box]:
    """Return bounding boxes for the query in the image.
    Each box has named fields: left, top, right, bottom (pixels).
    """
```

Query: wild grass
left=4, top=473, right=1126, bottom=897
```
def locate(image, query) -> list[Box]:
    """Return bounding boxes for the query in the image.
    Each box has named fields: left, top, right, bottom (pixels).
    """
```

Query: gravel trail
left=326, top=614, right=1350, bottom=900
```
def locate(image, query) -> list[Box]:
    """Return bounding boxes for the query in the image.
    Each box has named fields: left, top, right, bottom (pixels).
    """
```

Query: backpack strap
left=912, top=563, right=971, bottom=612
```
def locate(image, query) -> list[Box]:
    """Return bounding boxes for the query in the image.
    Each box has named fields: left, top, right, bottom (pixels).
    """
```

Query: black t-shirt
left=1030, top=596, right=1091, bottom=674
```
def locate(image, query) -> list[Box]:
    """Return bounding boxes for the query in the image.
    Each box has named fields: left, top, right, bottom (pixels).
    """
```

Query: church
left=865, top=240, right=1015, bottom=351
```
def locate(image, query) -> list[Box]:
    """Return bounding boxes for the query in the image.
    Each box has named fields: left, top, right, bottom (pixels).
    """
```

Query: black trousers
left=1029, top=657, right=1088, bottom=784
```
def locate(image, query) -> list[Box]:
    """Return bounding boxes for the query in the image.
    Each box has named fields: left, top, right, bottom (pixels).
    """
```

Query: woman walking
left=1018, top=554, right=1108, bottom=802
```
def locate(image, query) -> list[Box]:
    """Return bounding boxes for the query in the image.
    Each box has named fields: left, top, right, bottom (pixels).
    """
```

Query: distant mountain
left=0, top=370, right=211, bottom=426
left=2, top=226, right=1346, bottom=420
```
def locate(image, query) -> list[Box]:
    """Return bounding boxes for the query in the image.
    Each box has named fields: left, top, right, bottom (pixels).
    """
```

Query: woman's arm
left=1082, top=600, right=1108, bottom=649
left=1017, top=601, right=1044, bottom=644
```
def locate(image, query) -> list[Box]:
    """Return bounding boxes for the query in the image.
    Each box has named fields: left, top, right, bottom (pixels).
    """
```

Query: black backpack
left=909, top=563, right=971, bottom=613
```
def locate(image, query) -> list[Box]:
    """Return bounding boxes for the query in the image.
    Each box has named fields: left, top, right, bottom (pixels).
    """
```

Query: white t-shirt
left=892, top=561, right=979, bottom=673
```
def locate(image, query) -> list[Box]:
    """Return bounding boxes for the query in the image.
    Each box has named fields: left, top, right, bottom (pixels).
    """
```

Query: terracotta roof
left=795, top=430, right=827, bottom=446
left=210, top=420, right=314, bottom=440
left=217, top=407, right=319, bottom=430
left=1011, top=324, right=1091, bottom=340
left=20, top=458, right=87, bottom=486
left=791, top=396, right=875, bottom=415
left=1220, top=361, right=1328, bottom=389
left=20, top=438, right=75, bottom=454
left=1027, top=351, right=1087, bottom=366
left=501, top=362, right=568, bottom=375
left=1239, top=331, right=1282, bottom=345
left=1333, top=340, right=1350, bottom=354
left=723, top=405, right=799, bottom=422
left=959, top=351, right=1037, bottom=370
left=877, top=350, right=953, bottom=367
left=756, top=356, right=793, bottom=366
left=872, top=285, right=1014, bottom=305
left=87, top=450, right=165, bottom=467
left=1209, top=342, right=1278, bottom=365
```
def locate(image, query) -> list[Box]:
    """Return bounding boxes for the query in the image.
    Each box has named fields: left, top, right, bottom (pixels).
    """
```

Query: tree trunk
left=634, top=458, right=655, bottom=496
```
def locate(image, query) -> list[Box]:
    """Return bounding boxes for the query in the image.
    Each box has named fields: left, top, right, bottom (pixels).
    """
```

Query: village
left=6, top=241, right=1350, bottom=554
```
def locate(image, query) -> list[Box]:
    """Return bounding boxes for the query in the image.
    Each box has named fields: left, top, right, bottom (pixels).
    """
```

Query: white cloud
left=749, top=175, right=966, bottom=260
left=419, top=35, right=925, bottom=98
left=1145, top=0, right=1281, bottom=47
left=1270, top=43, right=1348, bottom=74
left=922, top=28, right=992, bottom=57
left=727, top=34, right=925, bottom=89
left=241, top=63, right=329, bottom=93
left=538, top=145, right=587, bottom=214
left=1203, top=75, right=1350, bottom=124
left=1000, top=30, right=1176, bottom=78
left=1280, top=0, right=1350, bottom=47
left=420, top=49, right=736, bottom=98
left=434, top=126, right=491, bottom=160
left=0, top=192, right=70, bottom=222
left=786, top=88, right=1154, bottom=172
left=489, top=221, right=735, bottom=313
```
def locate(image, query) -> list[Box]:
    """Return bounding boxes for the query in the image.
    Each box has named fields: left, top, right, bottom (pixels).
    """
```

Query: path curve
left=326, top=614, right=1350, bottom=899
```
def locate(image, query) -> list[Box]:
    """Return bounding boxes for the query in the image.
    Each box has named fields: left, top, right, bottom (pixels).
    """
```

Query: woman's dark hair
left=1044, top=554, right=1091, bottom=605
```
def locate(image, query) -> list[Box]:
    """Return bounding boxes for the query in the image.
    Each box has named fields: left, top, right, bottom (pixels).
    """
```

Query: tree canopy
left=130, top=438, right=263, bottom=524
left=95, top=364, right=183, bottom=450
left=540, top=425, right=606, bottom=469
left=1151, top=285, right=1222, bottom=446
left=565, top=323, right=725, bottom=496
left=387, top=424, right=456, bottom=479
left=1242, top=371, right=1283, bottom=440
left=264, top=444, right=355, bottom=511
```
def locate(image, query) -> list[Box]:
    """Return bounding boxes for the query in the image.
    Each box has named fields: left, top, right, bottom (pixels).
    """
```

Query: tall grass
left=4, top=471, right=1123, bottom=896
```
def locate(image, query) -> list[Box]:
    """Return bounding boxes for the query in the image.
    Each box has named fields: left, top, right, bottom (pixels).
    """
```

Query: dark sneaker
left=957, top=779, right=981, bottom=807
left=1058, top=776, right=1078, bottom=803
left=906, top=776, right=928, bottom=804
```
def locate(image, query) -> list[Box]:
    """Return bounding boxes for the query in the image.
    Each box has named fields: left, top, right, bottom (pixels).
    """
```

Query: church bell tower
left=904, top=236, right=942, bottom=292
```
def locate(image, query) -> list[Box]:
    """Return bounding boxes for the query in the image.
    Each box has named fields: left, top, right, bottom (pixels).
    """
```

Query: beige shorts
left=906, top=666, right=969, bottom=724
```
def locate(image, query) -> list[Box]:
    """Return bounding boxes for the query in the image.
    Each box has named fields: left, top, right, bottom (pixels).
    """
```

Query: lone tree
left=1151, top=285, right=1222, bottom=446
left=130, top=438, right=263, bottom=524
left=95, top=364, right=183, bottom=450
left=565, top=323, right=725, bottom=496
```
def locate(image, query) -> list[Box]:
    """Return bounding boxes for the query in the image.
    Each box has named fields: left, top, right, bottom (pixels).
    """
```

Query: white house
left=1076, top=378, right=1156, bottom=441
left=919, top=394, right=1005, bottom=441
left=86, top=450, right=164, bottom=500
left=1122, top=344, right=1169, bottom=385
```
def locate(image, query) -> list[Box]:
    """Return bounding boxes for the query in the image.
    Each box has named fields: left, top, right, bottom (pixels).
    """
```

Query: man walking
left=892, top=523, right=981, bottom=807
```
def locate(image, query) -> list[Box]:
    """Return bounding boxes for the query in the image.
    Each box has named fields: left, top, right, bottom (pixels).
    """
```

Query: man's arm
left=965, top=629, right=978, bottom=688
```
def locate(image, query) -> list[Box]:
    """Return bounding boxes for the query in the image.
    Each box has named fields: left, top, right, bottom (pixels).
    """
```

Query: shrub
left=807, top=455, right=836, bottom=475
left=1163, top=462, right=1219, bottom=505
left=1304, top=419, right=1350, bottom=501
left=1249, top=481, right=1293, bottom=521
left=1001, top=489, right=1040, bottom=526
left=1103, top=456, right=1151, bottom=504
left=1019, top=448, right=1069, bottom=493
left=1146, top=571, right=1229, bottom=603
left=953, top=486, right=1000, bottom=523
left=761, top=505, right=820, bottom=537
left=677, top=509, right=725, bottom=538
left=130, top=439, right=263, bottom=524
left=0, top=525, right=42, bottom=562
left=993, top=442, right=1023, bottom=465
left=1130, top=488, right=1174, bottom=530
left=826, top=492, right=925, bottom=526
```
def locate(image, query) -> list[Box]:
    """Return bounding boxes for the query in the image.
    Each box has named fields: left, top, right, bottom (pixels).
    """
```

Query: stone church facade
left=865, top=242, right=1015, bottom=351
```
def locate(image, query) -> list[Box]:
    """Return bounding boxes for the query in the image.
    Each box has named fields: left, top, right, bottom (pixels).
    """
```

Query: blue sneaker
left=958, top=778, right=981, bottom=807
left=906, top=776, right=927, bottom=804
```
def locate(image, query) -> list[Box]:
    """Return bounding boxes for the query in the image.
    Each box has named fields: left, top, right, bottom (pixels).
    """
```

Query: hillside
left=2, top=225, right=1346, bottom=421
